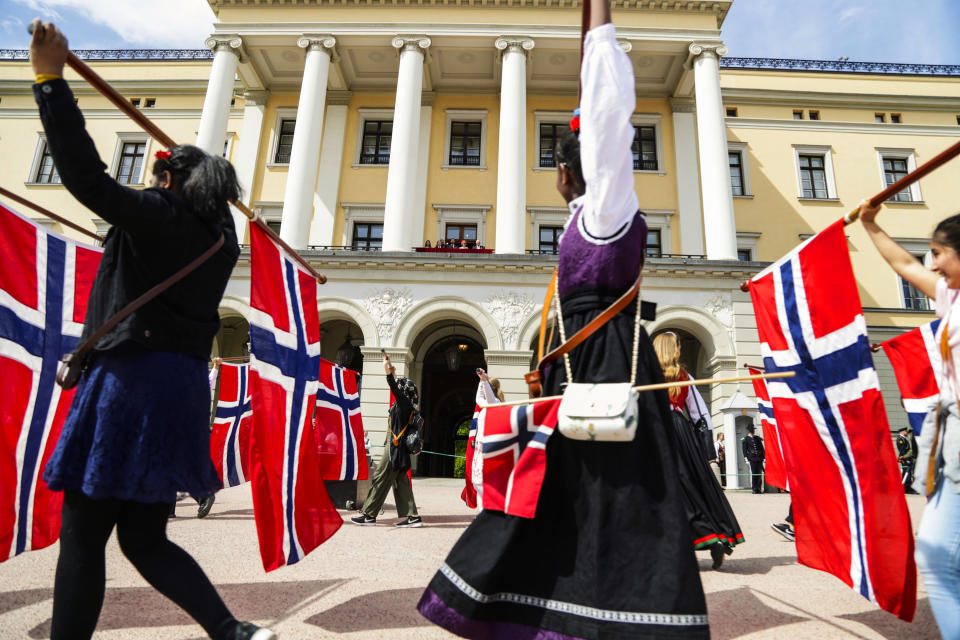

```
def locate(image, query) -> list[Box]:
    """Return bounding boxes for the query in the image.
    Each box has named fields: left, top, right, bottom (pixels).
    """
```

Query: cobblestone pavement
left=0, top=479, right=938, bottom=639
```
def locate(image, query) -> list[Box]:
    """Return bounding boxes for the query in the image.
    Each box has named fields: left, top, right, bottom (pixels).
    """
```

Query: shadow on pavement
left=707, top=587, right=808, bottom=639
left=305, top=587, right=429, bottom=632
left=421, top=515, right=476, bottom=525
left=0, top=587, right=53, bottom=615
left=26, top=579, right=338, bottom=638
left=837, top=597, right=939, bottom=639
left=698, top=554, right=796, bottom=575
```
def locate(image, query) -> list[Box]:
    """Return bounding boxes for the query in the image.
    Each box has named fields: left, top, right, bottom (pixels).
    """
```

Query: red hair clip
left=569, top=108, right=581, bottom=133
left=155, top=150, right=171, bottom=160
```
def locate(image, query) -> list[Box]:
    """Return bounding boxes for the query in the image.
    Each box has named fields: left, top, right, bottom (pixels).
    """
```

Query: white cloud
left=10, top=0, right=216, bottom=47
left=2, top=16, right=26, bottom=34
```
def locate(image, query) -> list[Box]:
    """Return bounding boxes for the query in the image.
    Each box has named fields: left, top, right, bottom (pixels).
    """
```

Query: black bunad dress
left=417, top=22, right=709, bottom=640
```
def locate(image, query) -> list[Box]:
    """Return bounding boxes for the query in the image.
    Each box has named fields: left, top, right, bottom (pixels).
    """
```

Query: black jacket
left=742, top=434, right=765, bottom=462
left=386, top=373, right=416, bottom=472
left=33, top=79, right=239, bottom=360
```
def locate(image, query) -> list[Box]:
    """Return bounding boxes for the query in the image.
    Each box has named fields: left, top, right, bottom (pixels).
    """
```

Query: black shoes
left=350, top=514, right=376, bottom=526
left=231, top=621, right=277, bottom=640
left=770, top=522, right=795, bottom=542
left=710, top=542, right=726, bottom=570
left=395, top=516, right=423, bottom=528
left=197, top=494, right=215, bottom=519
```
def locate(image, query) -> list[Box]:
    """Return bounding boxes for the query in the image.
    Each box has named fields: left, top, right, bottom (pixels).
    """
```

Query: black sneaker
left=770, top=522, right=795, bottom=542
left=395, top=516, right=422, bottom=528
left=197, top=494, right=215, bottom=519
left=232, top=621, right=277, bottom=640
left=709, top=542, right=725, bottom=570
left=350, top=514, right=376, bottom=526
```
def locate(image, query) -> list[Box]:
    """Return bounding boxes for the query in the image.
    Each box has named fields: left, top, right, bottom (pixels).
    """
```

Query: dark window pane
left=359, top=120, right=393, bottom=165
left=632, top=126, right=658, bottom=170
left=275, top=119, right=296, bottom=163
left=737, top=249, right=752, bottom=262
left=116, top=142, right=146, bottom=184
left=645, top=229, right=662, bottom=257
left=352, top=223, right=384, bottom=250
left=538, top=225, right=563, bottom=255
left=539, top=122, right=570, bottom=168
left=35, top=142, right=61, bottom=184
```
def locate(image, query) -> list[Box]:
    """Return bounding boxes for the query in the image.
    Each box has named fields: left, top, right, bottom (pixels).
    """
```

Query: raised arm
left=859, top=201, right=937, bottom=299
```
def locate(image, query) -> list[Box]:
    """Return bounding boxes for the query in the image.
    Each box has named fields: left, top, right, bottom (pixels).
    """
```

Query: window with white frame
left=29, top=137, right=60, bottom=184
left=630, top=114, right=663, bottom=174
left=268, top=108, right=297, bottom=165
left=877, top=148, right=922, bottom=203
left=642, top=210, right=675, bottom=257
left=538, top=121, right=569, bottom=168
left=792, top=145, right=837, bottom=200
left=341, top=203, right=385, bottom=248
left=353, top=109, right=395, bottom=167
left=528, top=206, right=569, bottom=254
left=895, top=239, right=933, bottom=310
left=111, top=135, right=148, bottom=185
left=434, top=204, right=491, bottom=248
left=737, top=231, right=760, bottom=262
left=443, top=109, right=487, bottom=169
left=539, top=226, right=563, bottom=255
left=252, top=202, right=282, bottom=240
left=646, top=229, right=662, bottom=257
left=728, top=142, right=752, bottom=197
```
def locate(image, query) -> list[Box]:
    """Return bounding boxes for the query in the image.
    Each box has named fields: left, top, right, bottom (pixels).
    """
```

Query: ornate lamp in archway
left=335, top=330, right=356, bottom=367
left=444, top=321, right=470, bottom=371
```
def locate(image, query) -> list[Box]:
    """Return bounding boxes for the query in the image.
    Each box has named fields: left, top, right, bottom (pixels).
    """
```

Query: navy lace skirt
left=43, top=343, right=222, bottom=504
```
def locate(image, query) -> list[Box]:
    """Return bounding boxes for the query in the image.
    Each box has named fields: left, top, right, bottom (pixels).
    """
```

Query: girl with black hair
left=29, top=21, right=274, bottom=640
left=419, top=3, right=709, bottom=638
left=859, top=200, right=960, bottom=638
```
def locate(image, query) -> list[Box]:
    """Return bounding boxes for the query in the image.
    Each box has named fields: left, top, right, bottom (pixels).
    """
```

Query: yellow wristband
left=35, top=74, right=61, bottom=84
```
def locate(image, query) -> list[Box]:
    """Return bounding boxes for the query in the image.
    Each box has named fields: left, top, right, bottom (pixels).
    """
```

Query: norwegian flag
left=0, top=202, right=101, bottom=562
left=315, top=359, right=368, bottom=481
left=747, top=219, right=916, bottom=621
left=880, top=320, right=942, bottom=435
left=480, top=398, right=561, bottom=518
left=248, top=223, right=341, bottom=572
left=210, top=362, right=253, bottom=487
left=460, top=404, right=481, bottom=509
left=748, top=367, right=788, bottom=490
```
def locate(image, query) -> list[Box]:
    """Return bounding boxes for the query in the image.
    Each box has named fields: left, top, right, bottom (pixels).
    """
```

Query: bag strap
left=536, top=269, right=558, bottom=363
left=536, top=271, right=644, bottom=381
left=69, top=233, right=225, bottom=363
left=392, top=410, right=416, bottom=447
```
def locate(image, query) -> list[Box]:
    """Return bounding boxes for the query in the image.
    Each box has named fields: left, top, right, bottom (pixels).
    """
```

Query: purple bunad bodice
left=557, top=204, right=648, bottom=297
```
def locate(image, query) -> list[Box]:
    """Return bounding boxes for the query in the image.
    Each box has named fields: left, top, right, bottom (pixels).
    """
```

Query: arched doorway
left=650, top=327, right=709, bottom=407
left=214, top=314, right=250, bottom=358
left=320, top=319, right=366, bottom=385
left=412, top=320, right=487, bottom=478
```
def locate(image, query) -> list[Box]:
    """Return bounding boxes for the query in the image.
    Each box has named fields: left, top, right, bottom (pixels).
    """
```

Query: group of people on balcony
left=422, top=238, right=485, bottom=250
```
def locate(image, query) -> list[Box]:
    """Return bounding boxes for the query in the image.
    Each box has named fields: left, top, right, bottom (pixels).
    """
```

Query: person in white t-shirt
left=859, top=200, right=960, bottom=638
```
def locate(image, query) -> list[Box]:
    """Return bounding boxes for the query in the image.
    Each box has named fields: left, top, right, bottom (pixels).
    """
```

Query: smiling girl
left=859, top=200, right=960, bottom=637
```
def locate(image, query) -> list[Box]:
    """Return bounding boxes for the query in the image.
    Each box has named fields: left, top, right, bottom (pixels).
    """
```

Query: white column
left=411, top=101, right=434, bottom=247
left=231, top=89, right=269, bottom=241
left=494, top=37, right=534, bottom=255
left=690, top=43, right=737, bottom=261
left=670, top=98, right=705, bottom=256
left=278, top=35, right=336, bottom=250
left=308, top=98, right=349, bottom=247
left=382, top=36, right=431, bottom=252
left=197, top=36, right=242, bottom=156
left=722, top=412, right=742, bottom=489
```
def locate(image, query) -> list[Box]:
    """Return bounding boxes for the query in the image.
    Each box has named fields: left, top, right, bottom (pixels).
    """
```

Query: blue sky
left=1, top=0, right=958, bottom=65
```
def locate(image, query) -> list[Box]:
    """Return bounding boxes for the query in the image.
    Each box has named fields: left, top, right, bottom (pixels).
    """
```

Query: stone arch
left=218, top=295, right=251, bottom=321
left=394, top=297, right=503, bottom=351
left=517, top=307, right=549, bottom=354
left=316, top=297, right=379, bottom=348
left=646, top=305, right=736, bottom=366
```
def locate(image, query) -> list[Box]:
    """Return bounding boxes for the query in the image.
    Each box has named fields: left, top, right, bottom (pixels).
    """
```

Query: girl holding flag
left=418, top=2, right=708, bottom=637
left=859, top=200, right=960, bottom=637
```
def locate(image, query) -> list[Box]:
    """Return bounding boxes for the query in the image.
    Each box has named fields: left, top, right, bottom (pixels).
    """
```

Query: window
left=729, top=151, right=744, bottom=196
left=448, top=121, right=482, bottom=166
left=115, top=141, right=146, bottom=184
left=793, top=110, right=803, bottom=120
left=539, top=226, right=563, bottom=255
left=274, top=118, right=295, bottom=164
left=725, top=107, right=738, bottom=117
left=891, top=113, right=901, bottom=124
left=798, top=154, right=828, bottom=198
left=266, top=220, right=282, bottom=235
left=34, top=142, right=60, bottom=184
left=144, top=98, right=156, bottom=108
left=902, top=255, right=930, bottom=310
left=632, top=125, right=658, bottom=171
left=130, top=98, right=141, bottom=107
left=956, top=115, right=960, bottom=126
left=883, top=157, right=912, bottom=202
left=737, top=249, right=753, bottom=262
left=875, top=113, right=886, bottom=123
left=445, top=224, right=478, bottom=247
left=808, top=110, right=820, bottom=120
left=645, top=229, right=662, bottom=258
left=351, top=223, right=383, bottom=250
left=359, top=120, right=392, bottom=165
left=539, top=122, right=569, bottom=168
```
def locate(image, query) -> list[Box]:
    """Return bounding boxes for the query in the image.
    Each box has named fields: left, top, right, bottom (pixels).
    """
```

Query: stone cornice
left=722, top=57, right=960, bottom=77
left=0, top=49, right=212, bottom=61
left=725, top=117, right=960, bottom=137
left=720, top=87, right=960, bottom=112
left=0, top=78, right=235, bottom=96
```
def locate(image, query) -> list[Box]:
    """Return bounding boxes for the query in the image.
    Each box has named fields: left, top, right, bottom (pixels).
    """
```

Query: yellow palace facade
left=1, top=0, right=958, bottom=484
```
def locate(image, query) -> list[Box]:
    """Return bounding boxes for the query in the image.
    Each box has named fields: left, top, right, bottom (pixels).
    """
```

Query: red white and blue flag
left=210, top=362, right=253, bottom=487
left=248, top=223, right=341, bottom=572
left=880, top=320, right=942, bottom=435
left=480, top=398, right=561, bottom=518
left=460, top=404, right=481, bottom=509
left=748, top=367, right=788, bottom=490
left=747, top=219, right=916, bottom=621
left=0, top=202, right=101, bottom=562
left=315, top=359, right=368, bottom=481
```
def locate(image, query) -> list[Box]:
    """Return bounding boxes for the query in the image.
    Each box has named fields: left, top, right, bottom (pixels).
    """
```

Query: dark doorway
left=418, top=335, right=486, bottom=477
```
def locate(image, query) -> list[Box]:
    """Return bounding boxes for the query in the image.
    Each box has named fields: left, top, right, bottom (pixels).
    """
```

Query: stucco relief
left=704, top=295, right=733, bottom=328
left=484, top=291, right=535, bottom=349
left=362, top=287, right=414, bottom=344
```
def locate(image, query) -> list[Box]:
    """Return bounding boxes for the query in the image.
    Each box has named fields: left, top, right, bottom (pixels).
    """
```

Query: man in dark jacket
left=896, top=427, right=918, bottom=494
left=742, top=426, right=765, bottom=494
left=351, top=352, right=422, bottom=527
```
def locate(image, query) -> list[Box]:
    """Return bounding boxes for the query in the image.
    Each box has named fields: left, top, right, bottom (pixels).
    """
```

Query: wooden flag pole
left=26, top=22, right=327, bottom=284
left=479, top=371, right=795, bottom=409
left=0, top=184, right=102, bottom=243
